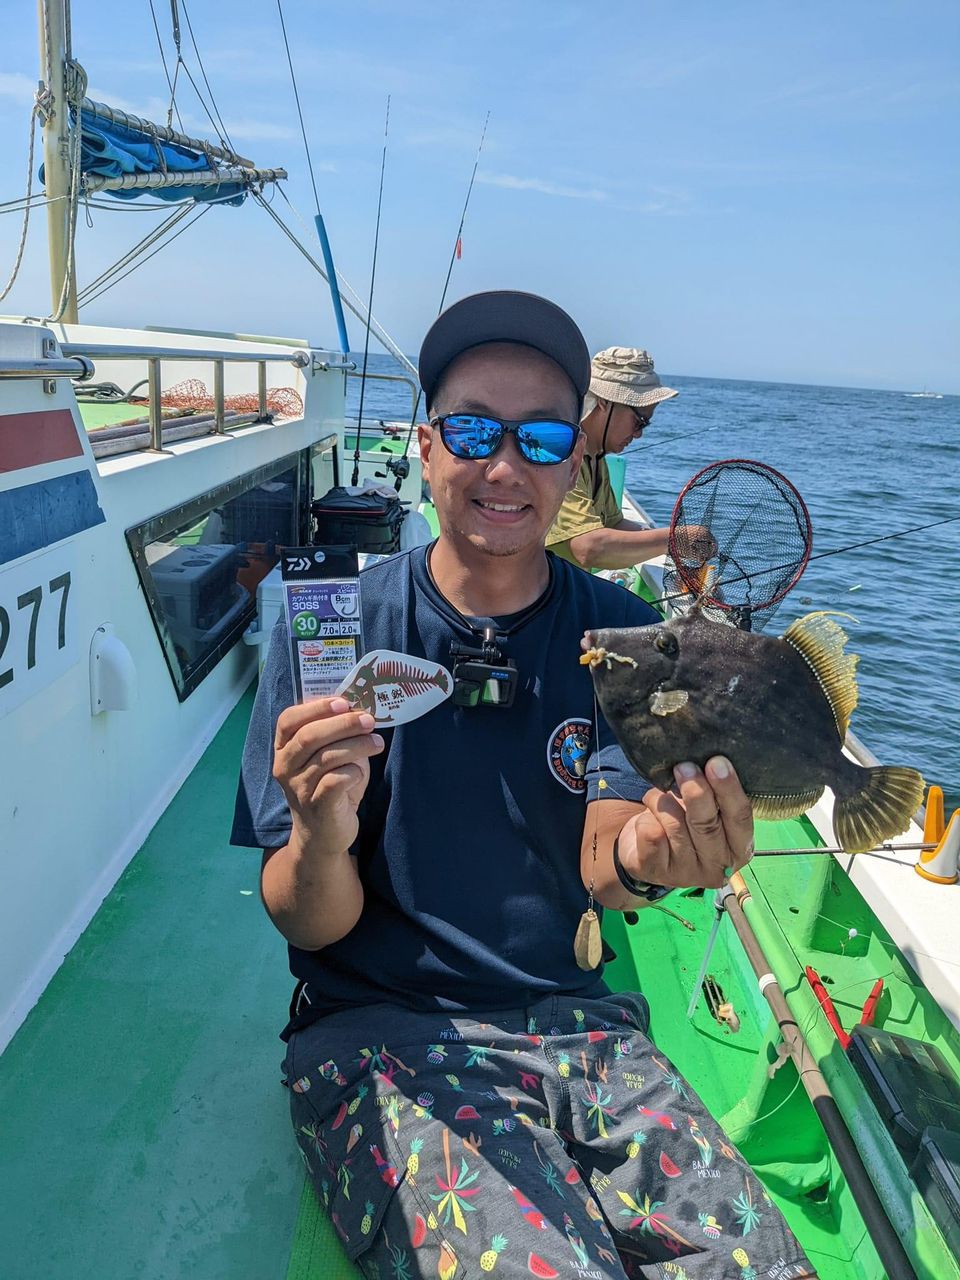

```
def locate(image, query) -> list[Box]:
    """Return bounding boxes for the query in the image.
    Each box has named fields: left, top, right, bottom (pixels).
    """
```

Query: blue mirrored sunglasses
left=431, top=414, right=579, bottom=465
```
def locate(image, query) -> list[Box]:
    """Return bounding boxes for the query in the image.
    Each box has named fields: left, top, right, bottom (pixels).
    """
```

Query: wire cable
left=76, top=205, right=192, bottom=303
left=274, top=185, right=415, bottom=375
left=276, top=0, right=321, bottom=216
left=78, top=204, right=210, bottom=309
left=180, top=0, right=234, bottom=152
left=257, top=189, right=417, bottom=377
left=147, top=0, right=185, bottom=132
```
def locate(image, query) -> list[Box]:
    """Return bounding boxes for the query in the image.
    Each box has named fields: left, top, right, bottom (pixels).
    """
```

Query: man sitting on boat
left=547, top=346, right=711, bottom=571
left=231, top=291, right=814, bottom=1279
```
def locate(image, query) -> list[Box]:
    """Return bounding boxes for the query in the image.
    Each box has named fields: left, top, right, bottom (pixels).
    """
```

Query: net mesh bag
left=666, top=458, right=813, bottom=631
left=139, top=378, right=304, bottom=422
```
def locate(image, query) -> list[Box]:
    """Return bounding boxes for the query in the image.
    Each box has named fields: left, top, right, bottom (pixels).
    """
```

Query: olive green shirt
left=546, top=455, right=623, bottom=563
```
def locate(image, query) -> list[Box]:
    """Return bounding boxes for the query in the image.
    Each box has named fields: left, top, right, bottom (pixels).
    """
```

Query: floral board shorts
left=283, top=991, right=815, bottom=1280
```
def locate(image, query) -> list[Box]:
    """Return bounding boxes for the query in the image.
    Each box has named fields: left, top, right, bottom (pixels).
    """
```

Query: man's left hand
left=628, top=756, right=754, bottom=889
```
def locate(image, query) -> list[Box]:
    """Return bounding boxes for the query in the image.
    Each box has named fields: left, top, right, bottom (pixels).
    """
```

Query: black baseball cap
left=418, top=290, right=591, bottom=411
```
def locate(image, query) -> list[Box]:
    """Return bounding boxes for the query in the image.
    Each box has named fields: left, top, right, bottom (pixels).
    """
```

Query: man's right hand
left=273, top=696, right=385, bottom=857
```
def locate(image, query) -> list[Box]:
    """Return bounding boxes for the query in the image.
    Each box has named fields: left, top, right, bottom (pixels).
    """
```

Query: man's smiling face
left=419, top=342, right=584, bottom=560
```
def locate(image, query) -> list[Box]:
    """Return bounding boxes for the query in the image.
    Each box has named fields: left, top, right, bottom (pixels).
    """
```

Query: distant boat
left=906, top=388, right=944, bottom=398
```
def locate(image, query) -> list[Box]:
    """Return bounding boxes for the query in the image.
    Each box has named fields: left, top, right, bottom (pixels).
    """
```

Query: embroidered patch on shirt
left=547, top=718, right=593, bottom=793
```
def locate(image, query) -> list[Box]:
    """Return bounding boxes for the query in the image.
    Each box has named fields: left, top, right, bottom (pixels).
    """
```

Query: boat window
left=127, top=436, right=337, bottom=699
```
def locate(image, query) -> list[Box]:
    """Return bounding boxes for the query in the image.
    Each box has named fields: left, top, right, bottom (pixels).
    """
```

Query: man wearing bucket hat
left=548, top=346, right=711, bottom=570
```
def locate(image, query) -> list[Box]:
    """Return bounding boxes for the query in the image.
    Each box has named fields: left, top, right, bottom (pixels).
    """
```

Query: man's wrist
left=612, top=838, right=673, bottom=902
left=290, top=815, right=353, bottom=863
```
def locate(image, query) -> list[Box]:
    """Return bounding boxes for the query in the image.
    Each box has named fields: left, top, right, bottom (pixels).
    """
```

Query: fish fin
left=833, top=766, right=926, bottom=853
left=782, top=612, right=859, bottom=739
left=750, top=788, right=824, bottom=821
left=649, top=689, right=689, bottom=717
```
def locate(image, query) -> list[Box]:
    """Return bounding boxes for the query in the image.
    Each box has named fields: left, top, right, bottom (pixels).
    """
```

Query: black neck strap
left=424, top=542, right=556, bottom=641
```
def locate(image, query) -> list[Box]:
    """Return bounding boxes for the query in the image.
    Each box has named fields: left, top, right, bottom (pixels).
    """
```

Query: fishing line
left=399, top=111, right=491, bottom=464
left=352, top=96, right=391, bottom=487
left=629, top=421, right=726, bottom=453
left=652, top=512, right=960, bottom=613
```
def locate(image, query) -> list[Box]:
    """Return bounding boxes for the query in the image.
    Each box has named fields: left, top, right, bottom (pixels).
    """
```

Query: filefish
left=581, top=609, right=925, bottom=853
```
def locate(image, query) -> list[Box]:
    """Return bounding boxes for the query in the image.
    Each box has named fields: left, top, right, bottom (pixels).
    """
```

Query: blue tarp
left=39, top=110, right=247, bottom=205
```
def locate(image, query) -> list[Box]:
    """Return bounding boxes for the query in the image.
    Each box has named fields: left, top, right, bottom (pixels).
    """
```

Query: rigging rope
left=47, top=60, right=87, bottom=322
left=0, top=105, right=40, bottom=302
left=352, top=96, right=391, bottom=484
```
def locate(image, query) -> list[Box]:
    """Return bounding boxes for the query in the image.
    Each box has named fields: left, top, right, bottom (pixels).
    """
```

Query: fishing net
left=133, top=378, right=304, bottom=421
left=666, top=458, right=813, bottom=631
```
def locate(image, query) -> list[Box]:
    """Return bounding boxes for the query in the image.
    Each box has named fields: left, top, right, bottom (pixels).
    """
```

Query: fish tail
left=833, top=765, right=926, bottom=853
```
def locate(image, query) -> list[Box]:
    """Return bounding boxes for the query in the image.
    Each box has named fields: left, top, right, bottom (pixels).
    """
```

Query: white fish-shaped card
left=336, top=650, right=453, bottom=726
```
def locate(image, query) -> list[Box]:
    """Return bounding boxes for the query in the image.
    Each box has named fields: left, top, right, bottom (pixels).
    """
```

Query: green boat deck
left=2, top=686, right=958, bottom=1279
left=0, top=690, right=328, bottom=1280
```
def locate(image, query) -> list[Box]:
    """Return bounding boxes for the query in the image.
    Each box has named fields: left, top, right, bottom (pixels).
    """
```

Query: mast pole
left=38, top=0, right=78, bottom=322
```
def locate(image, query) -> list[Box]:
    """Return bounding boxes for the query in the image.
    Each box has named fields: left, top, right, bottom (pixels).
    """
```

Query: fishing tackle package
left=280, top=545, right=363, bottom=702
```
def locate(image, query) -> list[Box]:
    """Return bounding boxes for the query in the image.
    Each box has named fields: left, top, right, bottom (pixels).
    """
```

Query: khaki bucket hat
left=589, top=346, right=678, bottom=408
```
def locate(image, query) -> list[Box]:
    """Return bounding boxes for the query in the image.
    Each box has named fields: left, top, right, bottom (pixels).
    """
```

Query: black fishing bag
left=311, top=486, right=406, bottom=555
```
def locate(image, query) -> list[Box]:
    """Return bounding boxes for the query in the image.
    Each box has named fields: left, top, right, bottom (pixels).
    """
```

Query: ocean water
left=347, top=358, right=960, bottom=812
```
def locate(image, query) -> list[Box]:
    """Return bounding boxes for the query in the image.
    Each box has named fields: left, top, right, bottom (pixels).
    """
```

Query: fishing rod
left=653, top=512, right=960, bottom=613
left=722, top=874, right=920, bottom=1280
left=629, top=421, right=726, bottom=453
left=351, top=96, right=391, bottom=487
left=394, top=111, right=491, bottom=484
left=753, top=842, right=936, bottom=857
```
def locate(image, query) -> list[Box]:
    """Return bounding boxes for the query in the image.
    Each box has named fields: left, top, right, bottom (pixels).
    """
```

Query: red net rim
left=667, top=457, right=813, bottom=611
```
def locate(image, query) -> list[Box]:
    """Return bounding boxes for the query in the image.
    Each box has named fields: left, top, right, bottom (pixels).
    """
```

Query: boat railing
left=346, top=368, right=419, bottom=423
left=61, top=342, right=315, bottom=452
left=0, top=354, right=95, bottom=382
left=0, top=340, right=357, bottom=455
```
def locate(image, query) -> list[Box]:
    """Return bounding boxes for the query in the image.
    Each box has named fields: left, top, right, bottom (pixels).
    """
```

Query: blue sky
left=2, top=0, right=958, bottom=391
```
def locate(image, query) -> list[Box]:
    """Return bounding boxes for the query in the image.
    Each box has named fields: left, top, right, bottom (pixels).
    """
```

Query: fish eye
left=654, top=631, right=679, bottom=658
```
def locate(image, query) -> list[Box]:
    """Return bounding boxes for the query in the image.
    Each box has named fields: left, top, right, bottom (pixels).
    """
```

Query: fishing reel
left=450, top=626, right=518, bottom=708
left=371, top=453, right=411, bottom=492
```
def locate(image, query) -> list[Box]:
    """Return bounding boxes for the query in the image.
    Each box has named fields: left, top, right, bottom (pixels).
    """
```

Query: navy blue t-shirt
left=231, top=546, right=659, bottom=1029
